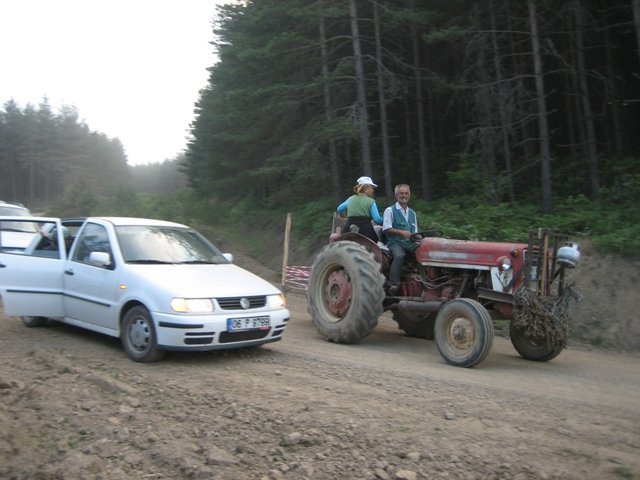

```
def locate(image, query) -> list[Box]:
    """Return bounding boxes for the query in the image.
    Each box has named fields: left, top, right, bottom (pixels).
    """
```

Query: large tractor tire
left=392, top=311, right=435, bottom=340
left=434, top=298, right=494, bottom=368
left=509, top=322, right=563, bottom=362
left=307, top=241, right=385, bottom=343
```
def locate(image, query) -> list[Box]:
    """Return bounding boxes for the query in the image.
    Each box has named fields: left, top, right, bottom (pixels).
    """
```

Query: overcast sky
left=1, top=0, right=230, bottom=165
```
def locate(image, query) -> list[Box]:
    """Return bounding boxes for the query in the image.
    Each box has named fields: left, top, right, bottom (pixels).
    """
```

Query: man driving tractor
left=382, top=183, right=421, bottom=296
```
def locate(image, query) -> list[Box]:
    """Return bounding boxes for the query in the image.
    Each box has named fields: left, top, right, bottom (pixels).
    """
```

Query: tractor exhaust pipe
left=390, top=300, right=443, bottom=314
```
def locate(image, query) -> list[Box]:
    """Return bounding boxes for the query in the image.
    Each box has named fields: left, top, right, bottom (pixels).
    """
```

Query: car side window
left=1, top=219, right=60, bottom=258
left=72, top=223, right=114, bottom=268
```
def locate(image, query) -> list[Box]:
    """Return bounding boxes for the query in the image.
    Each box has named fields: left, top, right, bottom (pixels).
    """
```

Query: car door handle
left=64, top=269, right=74, bottom=275
left=0, top=263, right=5, bottom=268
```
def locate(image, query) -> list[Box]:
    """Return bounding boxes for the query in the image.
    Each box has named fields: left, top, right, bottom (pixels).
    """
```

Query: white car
left=0, top=201, right=39, bottom=251
left=0, top=216, right=290, bottom=362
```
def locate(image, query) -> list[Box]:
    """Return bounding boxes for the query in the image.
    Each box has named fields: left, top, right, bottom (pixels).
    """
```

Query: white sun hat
left=356, top=176, right=378, bottom=187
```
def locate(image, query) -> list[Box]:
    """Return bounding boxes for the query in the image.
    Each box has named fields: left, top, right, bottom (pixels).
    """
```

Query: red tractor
left=307, top=221, right=580, bottom=367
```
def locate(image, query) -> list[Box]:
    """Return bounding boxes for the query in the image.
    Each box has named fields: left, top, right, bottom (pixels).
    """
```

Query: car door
left=0, top=217, right=65, bottom=318
left=63, top=221, right=120, bottom=332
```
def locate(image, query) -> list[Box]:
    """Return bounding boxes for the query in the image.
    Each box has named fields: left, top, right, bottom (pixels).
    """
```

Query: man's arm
left=382, top=206, right=393, bottom=231
left=383, top=207, right=411, bottom=239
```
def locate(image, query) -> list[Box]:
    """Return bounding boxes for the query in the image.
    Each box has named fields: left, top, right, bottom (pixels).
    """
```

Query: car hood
left=126, top=263, right=281, bottom=298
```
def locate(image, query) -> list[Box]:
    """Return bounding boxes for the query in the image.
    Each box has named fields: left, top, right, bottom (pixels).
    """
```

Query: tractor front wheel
left=434, top=298, right=494, bottom=367
left=509, top=322, right=564, bottom=362
left=307, top=241, right=385, bottom=343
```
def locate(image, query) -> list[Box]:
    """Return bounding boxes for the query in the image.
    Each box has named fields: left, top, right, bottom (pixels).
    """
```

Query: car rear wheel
left=434, top=298, right=494, bottom=368
left=21, top=316, right=48, bottom=328
left=121, top=306, right=165, bottom=363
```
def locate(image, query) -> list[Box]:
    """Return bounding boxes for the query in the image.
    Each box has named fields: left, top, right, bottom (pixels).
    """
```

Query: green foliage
left=48, top=181, right=98, bottom=217
left=288, top=197, right=336, bottom=253
left=594, top=224, right=640, bottom=255
left=397, top=195, right=638, bottom=255
left=135, top=183, right=640, bottom=259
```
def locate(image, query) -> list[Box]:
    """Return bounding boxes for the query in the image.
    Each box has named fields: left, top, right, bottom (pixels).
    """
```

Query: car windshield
left=0, top=205, right=38, bottom=233
left=115, top=225, right=229, bottom=264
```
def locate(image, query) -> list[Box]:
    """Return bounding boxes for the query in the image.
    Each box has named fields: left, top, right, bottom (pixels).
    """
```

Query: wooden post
left=539, top=228, right=549, bottom=297
left=281, top=212, right=292, bottom=289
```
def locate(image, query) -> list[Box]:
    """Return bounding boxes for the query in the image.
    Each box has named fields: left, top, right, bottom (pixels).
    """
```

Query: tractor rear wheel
left=393, top=311, right=435, bottom=340
left=509, top=323, right=563, bottom=362
left=307, top=241, right=385, bottom=343
left=434, top=298, right=494, bottom=367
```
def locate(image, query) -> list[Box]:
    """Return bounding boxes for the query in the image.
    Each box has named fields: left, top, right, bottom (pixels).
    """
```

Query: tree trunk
left=601, top=16, right=623, bottom=156
left=506, top=0, right=533, bottom=163
left=403, top=87, right=413, bottom=162
left=489, top=0, right=515, bottom=203
left=474, top=6, right=498, bottom=204
left=574, top=0, right=600, bottom=199
left=568, top=13, right=588, bottom=158
left=349, top=0, right=372, bottom=176
left=319, top=15, right=342, bottom=204
left=373, top=0, right=393, bottom=202
left=411, top=20, right=431, bottom=200
left=633, top=0, right=640, bottom=67
left=528, top=0, right=553, bottom=213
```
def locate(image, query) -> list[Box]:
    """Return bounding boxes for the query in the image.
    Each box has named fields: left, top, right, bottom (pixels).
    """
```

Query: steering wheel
left=410, top=230, right=442, bottom=242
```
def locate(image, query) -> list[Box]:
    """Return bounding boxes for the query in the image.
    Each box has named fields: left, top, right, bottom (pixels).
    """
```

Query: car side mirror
left=223, top=253, right=233, bottom=263
left=89, top=251, right=111, bottom=268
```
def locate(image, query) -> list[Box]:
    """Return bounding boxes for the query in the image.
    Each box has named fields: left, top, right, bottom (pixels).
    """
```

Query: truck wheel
left=434, top=298, right=494, bottom=368
left=393, top=311, right=435, bottom=340
left=509, top=323, right=563, bottom=362
left=121, top=306, right=165, bottom=363
left=308, top=241, right=385, bottom=343
left=21, top=316, right=48, bottom=327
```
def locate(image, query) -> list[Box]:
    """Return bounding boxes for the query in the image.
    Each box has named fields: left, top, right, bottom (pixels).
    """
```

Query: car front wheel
left=434, top=298, right=494, bottom=368
left=509, top=322, right=563, bottom=362
left=121, top=306, right=164, bottom=363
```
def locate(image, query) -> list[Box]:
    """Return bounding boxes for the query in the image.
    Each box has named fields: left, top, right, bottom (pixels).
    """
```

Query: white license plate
left=226, top=316, right=270, bottom=332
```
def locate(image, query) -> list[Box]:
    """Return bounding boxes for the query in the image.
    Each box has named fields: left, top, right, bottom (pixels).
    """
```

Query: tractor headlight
left=497, top=256, right=512, bottom=271
left=170, top=298, right=214, bottom=313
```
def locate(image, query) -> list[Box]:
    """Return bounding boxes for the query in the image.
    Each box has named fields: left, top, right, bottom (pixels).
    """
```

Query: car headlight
left=267, top=294, right=286, bottom=308
left=170, top=298, right=214, bottom=313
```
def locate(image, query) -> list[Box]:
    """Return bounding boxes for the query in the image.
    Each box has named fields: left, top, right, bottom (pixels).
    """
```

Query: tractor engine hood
left=416, top=237, right=527, bottom=269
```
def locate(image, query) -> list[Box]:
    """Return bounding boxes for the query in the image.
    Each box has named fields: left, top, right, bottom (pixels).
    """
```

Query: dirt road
left=1, top=293, right=639, bottom=480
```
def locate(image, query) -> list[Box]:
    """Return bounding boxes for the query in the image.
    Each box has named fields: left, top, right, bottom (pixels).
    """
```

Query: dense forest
left=1, top=0, right=638, bottom=255
left=0, top=99, right=187, bottom=211
left=186, top=0, right=639, bottom=213
left=0, top=99, right=131, bottom=209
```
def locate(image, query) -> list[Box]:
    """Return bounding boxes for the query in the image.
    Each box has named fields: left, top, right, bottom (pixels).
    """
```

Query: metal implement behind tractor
left=307, top=222, right=580, bottom=368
